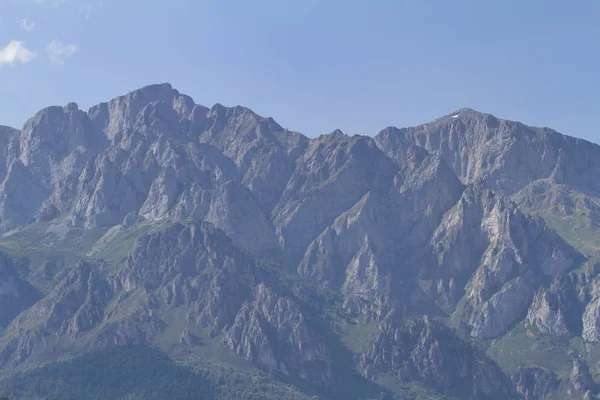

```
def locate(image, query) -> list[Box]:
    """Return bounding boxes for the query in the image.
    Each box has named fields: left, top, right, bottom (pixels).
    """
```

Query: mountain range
left=0, top=83, right=600, bottom=399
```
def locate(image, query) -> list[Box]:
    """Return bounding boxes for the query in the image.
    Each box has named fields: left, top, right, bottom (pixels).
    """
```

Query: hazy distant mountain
left=0, top=84, right=599, bottom=399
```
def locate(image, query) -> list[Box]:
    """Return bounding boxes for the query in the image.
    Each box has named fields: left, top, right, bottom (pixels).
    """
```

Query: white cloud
left=46, top=40, right=78, bottom=64
left=18, top=19, right=36, bottom=32
left=0, top=40, right=36, bottom=65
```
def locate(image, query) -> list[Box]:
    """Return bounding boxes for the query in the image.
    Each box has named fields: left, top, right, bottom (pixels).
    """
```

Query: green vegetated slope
left=0, top=347, right=311, bottom=400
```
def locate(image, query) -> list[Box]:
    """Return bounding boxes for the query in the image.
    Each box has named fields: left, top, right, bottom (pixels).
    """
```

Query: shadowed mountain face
left=1, top=85, right=600, bottom=400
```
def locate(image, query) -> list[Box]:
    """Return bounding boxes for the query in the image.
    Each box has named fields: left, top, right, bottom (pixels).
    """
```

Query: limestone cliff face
left=0, top=85, right=244, bottom=233
left=0, top=104, right=104, bottom=231
left=520, top=260, right=600, bottom=343
left=199, top=104, right=308, bottom=213
left=0, top=260, right=116, bottom=368
left=0, top=252, right=39, bottom=328
left=581, top=274, right=600, bottom=342
left=431, top=183, right=581, bottom=339
left=375, top=108, right=600, bottom=257
left=65, top=101, right=239, bottom=228
left=297, top=146, right=464, bottom=316
left=525, top=263, right=596, bottom=339
left=570, top=355, right=596, bottom=394
left=223, top=283, right=332, bottom=384
left=272, top=131, right=398, bottom=261
left=205, top=180, right=278, bottom=255
left=0, top=126, right=20, bottom=184
left=88, top=83, right=195, bottom=142
left=297, top=158, right=580, bottom=339
left=358, top=316, right=515, bottom=399
left=375, top=108, right=600, bottom=195
left=120, top=222, right=256, bottom=332
left=511, top=367, right=560, bottom=400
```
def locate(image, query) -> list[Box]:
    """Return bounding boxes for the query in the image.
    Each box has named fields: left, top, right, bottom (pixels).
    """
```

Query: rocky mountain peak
left=376, top=106, right=600, bottom=197
left=443, top=107, right=496, bottom=120
left=18, top=103, right=97, bottom=180
left=88, top=82, right=196, bottom=142
left=64, top=102, right=79, bottom=112
left=207, top=103, right=255, bottom=120
left=326, top=128, right=346, bottom=139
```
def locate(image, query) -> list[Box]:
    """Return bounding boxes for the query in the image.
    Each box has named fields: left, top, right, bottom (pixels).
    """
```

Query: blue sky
left=0, top=0, right=598, bottom=141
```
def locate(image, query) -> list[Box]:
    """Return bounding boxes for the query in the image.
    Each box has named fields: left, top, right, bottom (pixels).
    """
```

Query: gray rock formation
left=223, top=283, right=332, bottom=384
left=358, top=316, right=515, bottom=399
left=272, top=131, right=397, bottom=261
left=0, top=252, right=39, bottom=328
left=205, top=180, right=278, bottom=255
left=120, top=222, right=256, bottom=331
left=570, top=354, right=596, bottom=394
left=375, top=108, right=600, bottom=195
left=298, top=146, right=464, bottom=316
left=199, top=104, right=308, bottom=213
left=2, top=85, right=600, bottom=399
left=0, top=260, right=114, bottom=367
left=511, top=367, right=560, bottom=400
left=375, top=109, right=600, bottom=258
left=0, top=125, right=20, bottom=183
left=433, top=183, right=581, bottom=338
left=0, top=104, right=103, bottom=231
left=521, top=259, right=600, bottom=341
left=88, top=83, right=195, bottom=141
